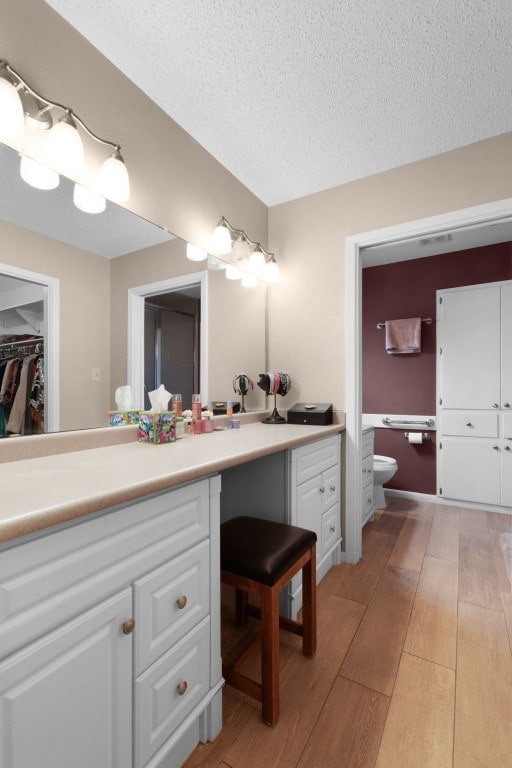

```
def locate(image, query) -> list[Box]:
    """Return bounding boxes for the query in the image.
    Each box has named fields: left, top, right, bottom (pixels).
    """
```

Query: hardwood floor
left=183, top=498, right=512, bottom=768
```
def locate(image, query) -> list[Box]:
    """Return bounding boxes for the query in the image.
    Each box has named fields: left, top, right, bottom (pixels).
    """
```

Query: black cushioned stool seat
left=220, top=516, right=317, bottom=726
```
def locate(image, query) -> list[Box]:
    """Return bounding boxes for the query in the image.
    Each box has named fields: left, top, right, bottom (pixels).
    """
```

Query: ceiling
left=43, top=0, right=512, bottom=207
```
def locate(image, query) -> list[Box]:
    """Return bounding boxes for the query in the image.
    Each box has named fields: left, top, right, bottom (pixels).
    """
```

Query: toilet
left=373, top=455, right=398, bottom=509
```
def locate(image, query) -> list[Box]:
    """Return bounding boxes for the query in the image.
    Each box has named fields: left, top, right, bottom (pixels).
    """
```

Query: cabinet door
left=440, top=438, right=501, bottom=505
left=502, top=444, right=512, bottom=508
left=0, top=589, right=132, bottom=768
left=440, top=285, right=501, bottom=409
left=502, top=284, right=512, bottom=408
left=295, top=476, right=322, bottom=543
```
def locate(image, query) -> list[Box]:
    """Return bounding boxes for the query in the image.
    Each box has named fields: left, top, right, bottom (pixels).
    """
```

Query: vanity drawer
left=442, top=412, right=499, bottom=438
left=293, top=436, right=339, bottom=485
left=321, top=464, right=340, bottom=511
left=362, top=429, right=374, bottom=459
left=321, top=505, right=340, bottom=556
left=134, top=618, right=210, bottom=768
left=362, top=454, right=373, bottom=490
left=134, top=539, right=210, bottom=675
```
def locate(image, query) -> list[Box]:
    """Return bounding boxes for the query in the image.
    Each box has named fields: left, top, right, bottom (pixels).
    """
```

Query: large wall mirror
left=0, top=142, right=267, bottom=434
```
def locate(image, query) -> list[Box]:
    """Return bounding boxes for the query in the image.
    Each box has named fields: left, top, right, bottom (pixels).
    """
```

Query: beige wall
left=268, top=133, right=512, bottom=411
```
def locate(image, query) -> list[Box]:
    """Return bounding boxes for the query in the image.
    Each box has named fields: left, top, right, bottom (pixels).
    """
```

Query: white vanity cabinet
left=361, top=426, right=374, bottom=527
left=0, top=477, right=223, bottom=768
left=289, top=434, right=342, bottom=615
left=438, top=281, right=512, bottom=508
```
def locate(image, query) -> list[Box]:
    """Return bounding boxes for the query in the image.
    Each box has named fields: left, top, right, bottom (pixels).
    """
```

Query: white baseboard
left=385, top=488, right=511, bottom=514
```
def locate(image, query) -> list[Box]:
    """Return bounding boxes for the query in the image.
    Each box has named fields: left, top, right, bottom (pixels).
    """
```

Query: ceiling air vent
left=418, top=234, right=453, bottom=248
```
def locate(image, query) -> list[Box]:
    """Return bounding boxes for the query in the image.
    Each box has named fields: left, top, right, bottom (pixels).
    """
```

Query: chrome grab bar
left=382, top=417, right=435, bottom=428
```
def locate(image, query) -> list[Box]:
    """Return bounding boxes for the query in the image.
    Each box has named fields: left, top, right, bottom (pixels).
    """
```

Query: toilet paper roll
left=407, top=432, right=423, bottom=444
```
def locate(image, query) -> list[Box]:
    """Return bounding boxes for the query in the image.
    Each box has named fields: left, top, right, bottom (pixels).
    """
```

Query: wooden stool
left=220, top=516, right=317, bottom=725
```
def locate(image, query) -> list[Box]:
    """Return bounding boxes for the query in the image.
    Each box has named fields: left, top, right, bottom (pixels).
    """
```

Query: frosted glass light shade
left=249, top=248, right=266, bottom=276
left=0, top=75, right=25, bottom=148
left=225, top=264, right=242, bottom=280
left=99, top=150, right=130, bottom=202
left=186, top=243, right=208, bottom=261
left=20, top=155, right=59, bottom=190
left=46, top=114, right=84, bottom=176
left=210, top=222, right=232, bottom=255
left=264, top=259, right=280, bottom=283
left=241, top=273, right=258, bottom=288
left=232, top=236, right=250, bottom=263
left=73, top=183, right=106, bottom=213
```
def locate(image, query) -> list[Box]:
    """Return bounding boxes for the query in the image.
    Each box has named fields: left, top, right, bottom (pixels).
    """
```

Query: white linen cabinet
left=437, top=281, right=512, bottom=508
left=0, top=477, right=223, bottom=768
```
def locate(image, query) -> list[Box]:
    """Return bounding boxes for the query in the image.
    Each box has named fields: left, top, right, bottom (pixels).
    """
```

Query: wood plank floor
left=183, top=498, right=512, bottom=768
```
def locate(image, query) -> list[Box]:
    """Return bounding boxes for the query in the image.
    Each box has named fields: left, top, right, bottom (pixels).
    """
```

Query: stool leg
left=235, top=588, right=248, bottom=627
left=301, top=545, right=317, bottom=658
left=260, top=584, right=280, bottom=725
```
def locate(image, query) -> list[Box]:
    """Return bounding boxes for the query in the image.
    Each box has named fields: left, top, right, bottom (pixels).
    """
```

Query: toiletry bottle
left=191, top=394, right=202, bottom=421
left=172, top=393, right=182, bottom=417
left=227, top=400, right=233, bottom=416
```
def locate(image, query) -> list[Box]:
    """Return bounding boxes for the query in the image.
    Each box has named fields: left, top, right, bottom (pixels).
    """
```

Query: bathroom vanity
left=0, top=420, right=343, bottom=768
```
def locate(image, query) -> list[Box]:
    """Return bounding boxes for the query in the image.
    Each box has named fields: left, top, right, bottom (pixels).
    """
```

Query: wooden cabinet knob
left=177, top=681, right=188, bottom=696
left=122, top=618, right=135, bottom=635
left=176, top=595, right=188, bottom=610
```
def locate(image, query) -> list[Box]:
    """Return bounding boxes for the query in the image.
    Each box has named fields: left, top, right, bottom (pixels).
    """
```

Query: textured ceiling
left=44, top=0, right=512, bottom=206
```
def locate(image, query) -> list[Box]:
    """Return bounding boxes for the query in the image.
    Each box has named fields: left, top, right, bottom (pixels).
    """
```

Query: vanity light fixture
left=208, top=216, right=280, bottom=286
left=20, top=155, right=59, bottom=190
left=186, top=243, right=208, bottom=262
left=0, top=58, right=129, bottom=206
left=73, top=183, right=107, bottom=214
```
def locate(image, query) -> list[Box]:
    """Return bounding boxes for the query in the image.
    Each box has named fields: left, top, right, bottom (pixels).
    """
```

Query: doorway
left=344, top=197, right=512, bottom=564
left=144, top=287, right=200, bottom=410
left=128, top=272, right=208, bottom=411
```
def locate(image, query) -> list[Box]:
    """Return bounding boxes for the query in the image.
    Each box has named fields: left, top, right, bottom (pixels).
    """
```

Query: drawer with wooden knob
left=134, top=618, right=210, bottom=768
left=133, top=539, right=209, bottom=674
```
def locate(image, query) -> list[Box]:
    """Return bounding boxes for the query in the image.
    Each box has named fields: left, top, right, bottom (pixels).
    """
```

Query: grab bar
left=376, top=317, right=432, bottom=329
left=382, top=417, right=435, bottom=428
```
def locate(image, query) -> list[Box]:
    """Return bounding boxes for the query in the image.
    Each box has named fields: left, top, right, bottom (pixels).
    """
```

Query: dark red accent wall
left=363, top=242, right=512, bottom=495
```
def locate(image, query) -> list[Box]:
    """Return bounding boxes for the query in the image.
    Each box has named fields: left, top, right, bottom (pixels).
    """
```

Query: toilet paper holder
left=404, top=431, right=430, bottom=442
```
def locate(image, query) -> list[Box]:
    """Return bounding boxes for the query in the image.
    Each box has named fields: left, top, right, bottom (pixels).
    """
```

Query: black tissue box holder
left=287, top=403, right=333, bottom=426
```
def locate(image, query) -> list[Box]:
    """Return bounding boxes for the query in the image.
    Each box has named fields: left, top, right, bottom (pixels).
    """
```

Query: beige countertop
left=0, top=421, right=344, bottom=545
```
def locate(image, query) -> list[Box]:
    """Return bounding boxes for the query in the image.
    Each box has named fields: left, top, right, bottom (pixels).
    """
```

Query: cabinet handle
left=493, top=445, right=500, bottom=450
left=122, top=619, right=135, bottom=635
left=505, top=446, right=511, bottom=451
left=177, top=681, right=188, bottom=696
left=504, top=403, right=511, bottom=408
left=319, top=486, right=325, bottom=493
left=330, top=525, right=336, bottom=533
left=330, top=485, right=336, bottom=492
left=176, top=595, right=188, bottom=610
left=466, top=422, right=472, bottom=427
left=493, top=403, right=499, bottom=408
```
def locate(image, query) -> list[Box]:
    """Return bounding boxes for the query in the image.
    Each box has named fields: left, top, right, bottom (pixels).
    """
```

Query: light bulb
left=249, top=248, right=266, bottom=276
left=0, top=73, right=25, bottom=149
left=46, top=112, right=84, bottom=176
left=225, top=264, right=242, bottom=280
left=264, top=258, right=280, bottom=283
left=186, top=243, right=208, bottom=261
left=73, top=183, right=106, bottom=213
left=209, top=221, right=232, bottom=255
left=99, top=148, right=130, bottom=202
left=241, top=273, right=258, bottom=288
left=20, top=155, right=59, bottom=190
left=207, top=254, right=226, bottom=270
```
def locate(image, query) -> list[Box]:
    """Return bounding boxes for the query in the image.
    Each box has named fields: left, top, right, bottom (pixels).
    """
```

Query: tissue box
left=287, top=403, right=333, bottom=426
left=138, top=411, right=176, bottom=444
left=108, top=410, right=140, bottom=426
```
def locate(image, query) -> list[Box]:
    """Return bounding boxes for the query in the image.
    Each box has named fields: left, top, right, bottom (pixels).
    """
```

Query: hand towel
left=385, top=317, right=421, bottom=354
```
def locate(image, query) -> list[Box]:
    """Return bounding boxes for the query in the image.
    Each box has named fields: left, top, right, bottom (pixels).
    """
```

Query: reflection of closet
left=0, top=337, right=44, bottom=437
left=437, top=280, right=512, bottom=507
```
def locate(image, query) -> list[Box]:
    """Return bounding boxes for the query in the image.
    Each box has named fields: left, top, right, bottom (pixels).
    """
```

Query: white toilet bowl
left=373, top=455, right=398, bottom=509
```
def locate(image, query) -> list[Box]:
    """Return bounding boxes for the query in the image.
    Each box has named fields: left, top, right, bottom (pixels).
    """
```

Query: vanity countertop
left=0, top=421, right=344, bottom=544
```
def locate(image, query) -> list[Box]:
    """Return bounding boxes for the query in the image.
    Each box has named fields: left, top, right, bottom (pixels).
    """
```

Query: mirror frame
left=0, top=260, right=60, bottom=432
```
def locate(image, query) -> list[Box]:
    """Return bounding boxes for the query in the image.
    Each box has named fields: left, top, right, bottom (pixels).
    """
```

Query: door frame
left=344, top=196, right=512, bottom=563
left=128, top=271, right=208, bottom=409
left=0, top=261, right=59, bottom=432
